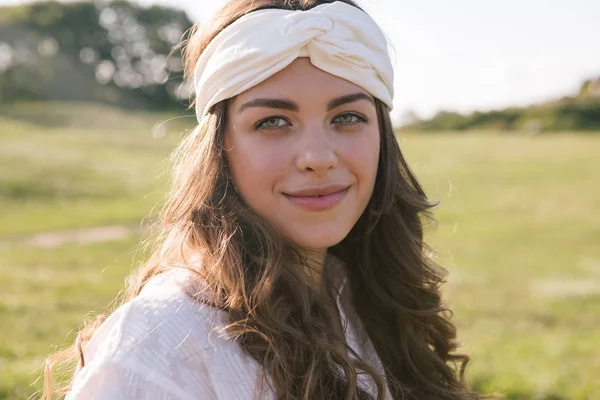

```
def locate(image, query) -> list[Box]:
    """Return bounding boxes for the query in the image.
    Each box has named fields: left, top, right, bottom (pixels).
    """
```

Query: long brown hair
left=43, top=0, right=477, bottom=399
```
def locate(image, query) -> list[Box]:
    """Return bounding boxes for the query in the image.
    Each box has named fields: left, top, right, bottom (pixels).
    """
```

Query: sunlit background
left=0, top=0, right=599, bottom=399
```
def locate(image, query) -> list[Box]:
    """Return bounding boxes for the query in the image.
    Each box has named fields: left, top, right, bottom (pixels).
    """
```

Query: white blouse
left=66, top=256, right=391, bottom=399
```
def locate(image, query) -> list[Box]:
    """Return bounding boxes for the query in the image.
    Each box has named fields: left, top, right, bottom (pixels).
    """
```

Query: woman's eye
left=256, top=117, right=289, bottom=130
left=333, top=113, right=365, bottom=125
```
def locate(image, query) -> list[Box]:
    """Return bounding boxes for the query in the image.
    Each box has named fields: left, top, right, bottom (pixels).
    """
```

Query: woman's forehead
left=231, top=58, right=370, bottom=107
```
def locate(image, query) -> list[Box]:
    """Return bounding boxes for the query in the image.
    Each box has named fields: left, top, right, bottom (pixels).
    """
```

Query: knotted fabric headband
left=193, top=1, right=394, bottom=123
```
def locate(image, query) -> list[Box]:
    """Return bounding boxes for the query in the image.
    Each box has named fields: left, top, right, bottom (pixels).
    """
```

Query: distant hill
left=402, top=77, right=600, bottom=133
left=0, top=0, right=194, bottom=110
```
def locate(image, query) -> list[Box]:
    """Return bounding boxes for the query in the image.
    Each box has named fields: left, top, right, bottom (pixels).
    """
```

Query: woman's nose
left=294, top=125, right=338, bottom=175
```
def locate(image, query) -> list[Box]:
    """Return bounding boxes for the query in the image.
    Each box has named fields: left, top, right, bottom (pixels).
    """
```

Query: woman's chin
left=287, top=230, right=349, bottom=251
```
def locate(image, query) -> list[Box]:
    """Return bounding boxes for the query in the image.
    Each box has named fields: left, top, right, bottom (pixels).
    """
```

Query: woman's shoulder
left=67, top=269, right=258, bottom=399
left=83, top=268, right=223, bottom=364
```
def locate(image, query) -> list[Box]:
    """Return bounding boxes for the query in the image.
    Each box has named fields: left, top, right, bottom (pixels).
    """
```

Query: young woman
left=44, top=0, right=476, bottom=399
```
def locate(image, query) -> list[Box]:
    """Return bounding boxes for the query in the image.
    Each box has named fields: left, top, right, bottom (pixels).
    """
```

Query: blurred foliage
left=0, top=0, right=194, bottom=110
left=403, top=78, right=600, bottom=133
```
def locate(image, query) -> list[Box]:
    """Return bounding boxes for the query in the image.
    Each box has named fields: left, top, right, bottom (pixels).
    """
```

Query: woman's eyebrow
left=237, top=98, right=298, bottom=114
left=327, top=92, right=374, bottom=110
left=237, top=92, right=374, bottom=114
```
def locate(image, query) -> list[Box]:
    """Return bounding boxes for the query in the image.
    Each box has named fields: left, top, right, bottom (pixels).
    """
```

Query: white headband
left=193, top=1, right=394, bottom=123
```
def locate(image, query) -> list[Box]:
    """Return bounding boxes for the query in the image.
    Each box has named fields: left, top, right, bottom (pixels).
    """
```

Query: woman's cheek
left=237, top=142, right=290, bottom=190
left=345, top=132, right=379, bottom=169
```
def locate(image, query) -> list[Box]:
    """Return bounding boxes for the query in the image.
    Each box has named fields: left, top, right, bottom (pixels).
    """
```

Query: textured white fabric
left=66, top=255, right=392, bottom=399
left=193, top=1, right=394, bottom=122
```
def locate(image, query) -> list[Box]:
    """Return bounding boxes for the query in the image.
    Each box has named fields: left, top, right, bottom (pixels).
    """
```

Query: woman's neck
left=305, top=248, right=327, bottom=293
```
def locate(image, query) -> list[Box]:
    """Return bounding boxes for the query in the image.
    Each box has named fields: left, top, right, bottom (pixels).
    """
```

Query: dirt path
left=0, top=224, right=143, bottom=249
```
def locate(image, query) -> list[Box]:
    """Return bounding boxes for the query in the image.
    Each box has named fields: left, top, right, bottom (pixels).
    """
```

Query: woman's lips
left=283, top=187, right=349, bottom=211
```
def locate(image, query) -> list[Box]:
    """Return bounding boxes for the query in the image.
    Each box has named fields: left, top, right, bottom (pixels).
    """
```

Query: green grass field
left=1, top=102, right=599, bottom=399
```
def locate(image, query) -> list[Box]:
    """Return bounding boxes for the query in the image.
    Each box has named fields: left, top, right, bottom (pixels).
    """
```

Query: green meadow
left=1, top=102, right=599, bottom=399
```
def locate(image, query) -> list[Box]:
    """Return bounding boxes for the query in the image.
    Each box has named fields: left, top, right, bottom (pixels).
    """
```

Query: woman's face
left=224, top=58, right=380, bottom=253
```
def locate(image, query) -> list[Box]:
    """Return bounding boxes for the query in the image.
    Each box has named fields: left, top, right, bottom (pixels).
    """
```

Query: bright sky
left=3, top=0, right=600, bottom=122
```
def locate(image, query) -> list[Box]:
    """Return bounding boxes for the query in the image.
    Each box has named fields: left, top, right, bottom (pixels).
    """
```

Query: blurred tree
left=579, top=77, right=600, bottom=99
left=401, top=76, right=600, bottom=133
left=0, top=0, right=194, bottom=110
